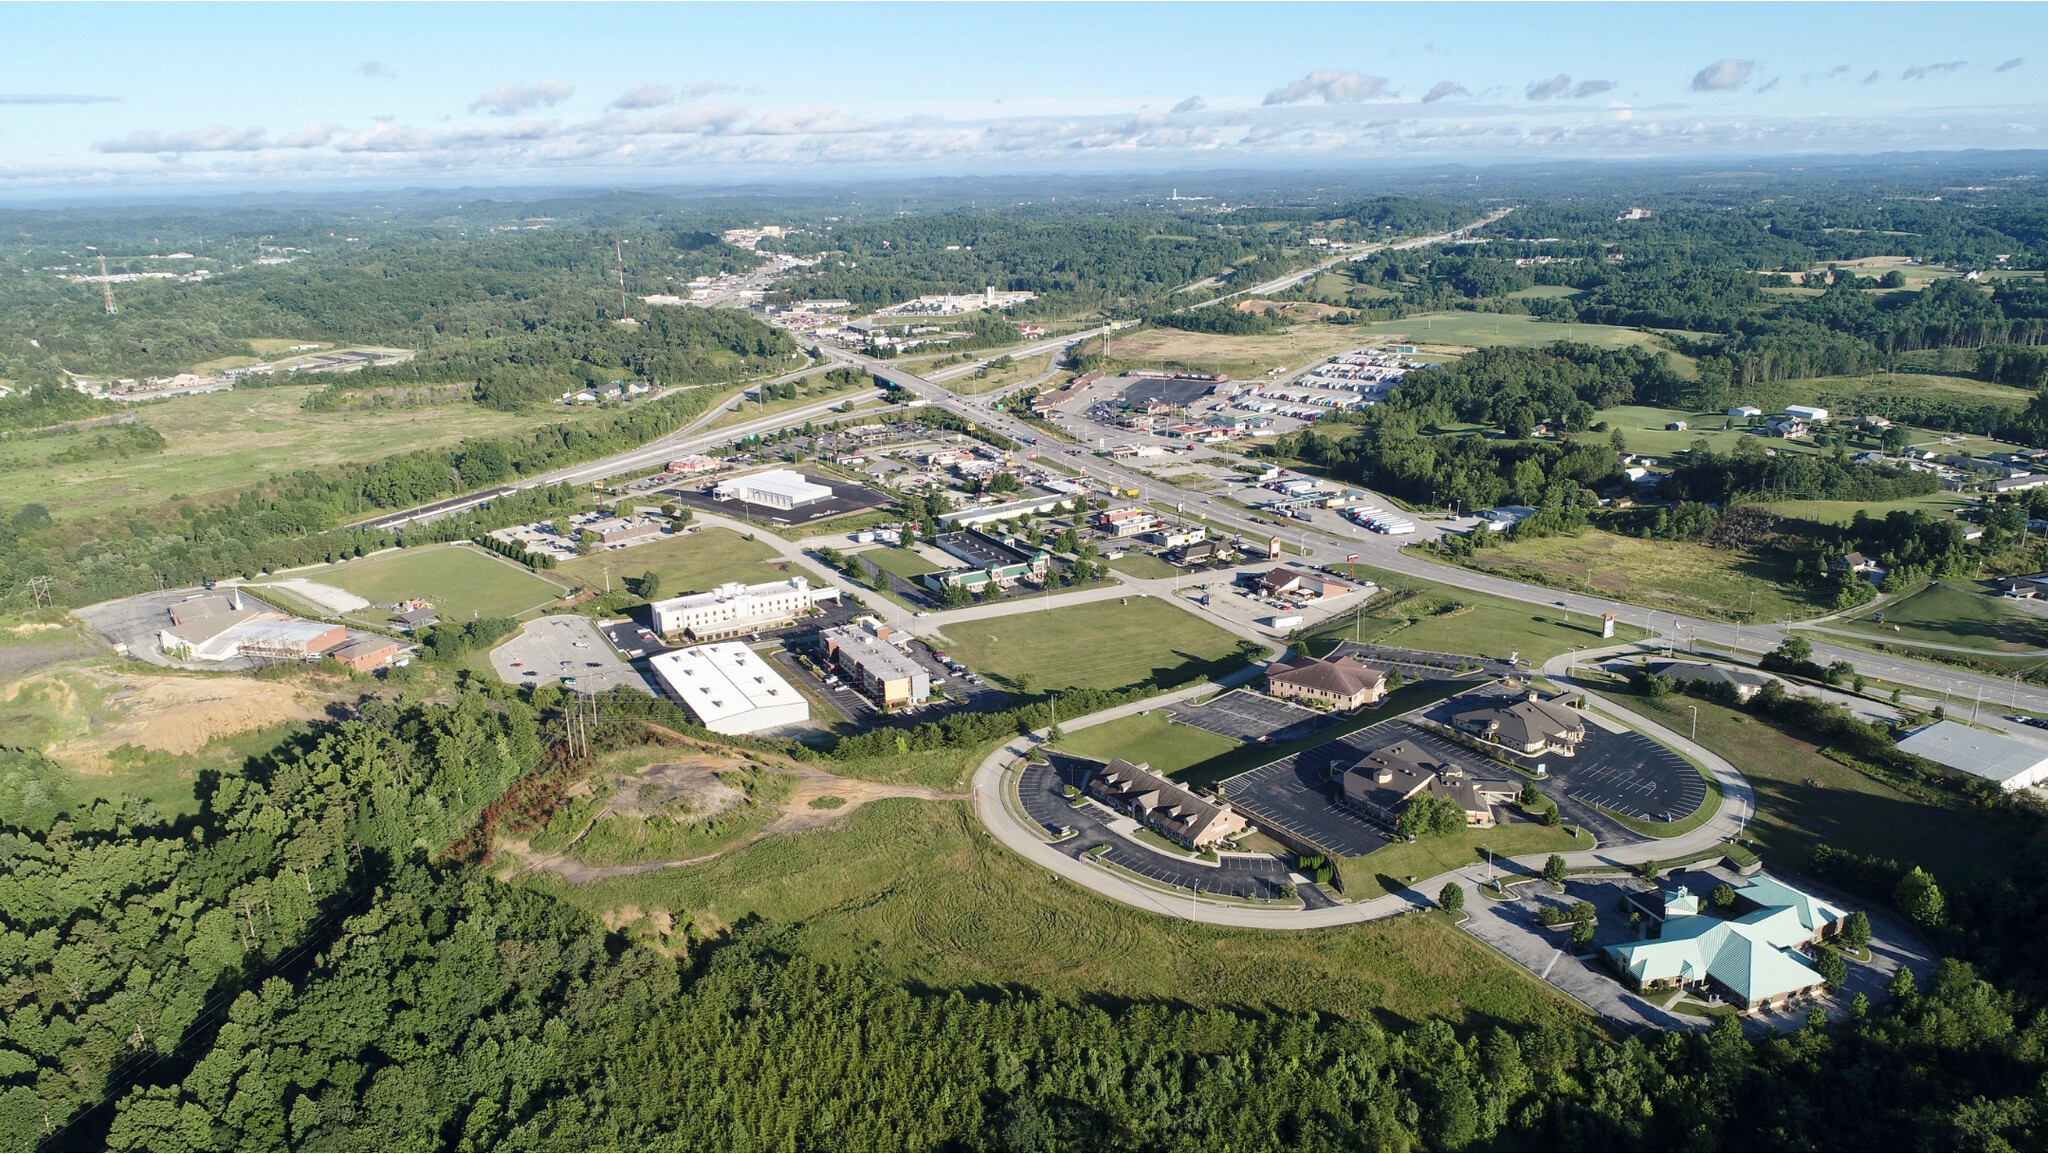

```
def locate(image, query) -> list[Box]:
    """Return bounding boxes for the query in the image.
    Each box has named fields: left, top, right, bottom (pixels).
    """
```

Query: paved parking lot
left=772, top=648, right=876, bottom=724
left=491, top=614, right=653, bottom=695
left=1323, top=641, right=1515, bottom=682
left=599, top=620, right=672, bottom=660
left=1560, top=728, right=1708, bottom=823
left=1169, top=688, right=1330, bottom=744
left=1217, top=719, right=1514, bottom=858
left=1019, top=755, right=1327, bottom=904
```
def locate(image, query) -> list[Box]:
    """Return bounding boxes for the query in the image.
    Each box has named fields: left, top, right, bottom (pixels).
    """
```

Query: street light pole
left=1689, top=705, right=1698, bottom=742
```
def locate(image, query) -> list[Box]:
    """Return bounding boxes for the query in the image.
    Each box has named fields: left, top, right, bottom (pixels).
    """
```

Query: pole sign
left=1602, top=611, right=1617, bottom=639
left=1268, top=535, right=1283, bottom=559
left=1347, top=552, right=1359, bottom=580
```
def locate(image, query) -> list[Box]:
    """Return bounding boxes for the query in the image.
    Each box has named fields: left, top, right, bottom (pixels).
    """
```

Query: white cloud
left=1422, top=81, right=1469, bottom=104
left=1996, top=57, right=2024, bottom=73
left=469, top=80, right=575, bottom=116
left=1263, top=69, right=1395, bottom=105
left=0, top=93, right=120, bottom=105
left=747, top=105, right=868, bottom=136
left=276, top=123, right=340, bottom=148
left=688, top=82, right=738, bottom=97
left=1862, top=71, right=1883, bottom=84
left=1572, top=79, right=1615, bottom=98
left=610, top=84, right=674, bottom=111
left=94, top=125, right=268, bottom=153
left=353, top=61, right=393, bottom=79
left=1170, top=96, right=1206, bottom=114
left=1756, top=77, right=1781, bottom=94
left=612, top=102, right=750, bottom=135
left=1902, top=60, right=1967, bottom=80
left=1526, top=74, right=1572, bottom=101
left=1691, top=59, right=1755, bottom=91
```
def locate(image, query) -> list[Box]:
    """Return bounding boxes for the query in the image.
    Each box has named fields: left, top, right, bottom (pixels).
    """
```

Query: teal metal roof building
left=1604, top=876, right=1850, bottom=1012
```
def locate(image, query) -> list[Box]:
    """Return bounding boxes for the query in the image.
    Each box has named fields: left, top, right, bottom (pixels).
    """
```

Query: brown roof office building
left=1265, top=654, right=1387, bottom=711
left=1085, top=757, right=1247, bottom=850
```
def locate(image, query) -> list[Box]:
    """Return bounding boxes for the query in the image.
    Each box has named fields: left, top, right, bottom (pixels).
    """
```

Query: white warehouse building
left=649, top=576, right=840, bottom=640
left=648, top=642, right=810, bottom=735
left=713, top=468, right=835, bottom=510
left=1896, top=720, right=2048, bottom=791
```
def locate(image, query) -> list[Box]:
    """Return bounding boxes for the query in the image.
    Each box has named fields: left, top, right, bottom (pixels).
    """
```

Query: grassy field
left=1356, top=314, right=1690, bottom=366
left=1056, top=710, right=1241, bottom=776
left=941, top=351, right=1058, bottom=396
left=555, top=527, right=791, bottom=596
left=1765, top=491, right=1971, bottom=527
left=1620, top=689, right=2030, bottom=886
left=1106, top=551, right=1179, bottom=579
left=1347, top=823, right=1592, bottom=900
left=860, top=545, right=943, bottom=581
left=273, top=544, right=565, bottom=620
left=531, top=799, right=1590, bottom=1031
left=1304, top=569, right=1652, bottom=665
left=1099, top=326, right=1391, bottom=379
left=1834, top=580, right=2048, bottom=653
left=0, top=383, right=623, bottom=525
left=1426, top=530, right=1817, bottom=624
left=934, top=597, right=1253, bottom=694
left=1591, top=405, right=1806, bottom=458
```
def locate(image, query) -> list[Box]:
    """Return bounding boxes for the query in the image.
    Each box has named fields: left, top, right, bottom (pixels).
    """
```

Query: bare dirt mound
left=501, top=752, right=965, bottom=884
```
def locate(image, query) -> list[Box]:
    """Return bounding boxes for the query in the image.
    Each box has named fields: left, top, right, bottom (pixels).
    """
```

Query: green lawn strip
left=1304, top=568, right=1647, bottom=664
left=531, top=799, right=1590, bottom=1030
left=1180, top=680, right=1469, bottom=791
left=1618, top=688, right=2028, bottom=886
left=555, top=527, right=792, bottom=596
left=1832, top=579, right=2048, bottom=653
left=1672, top=999, right=1740, bottom=1019
left=1128, top=825, right=1204, bottom=859
left=295, top=543, right=566, bottom=621
left=937, top=596, right=1252, bottom=695
left=763, top=509, right=903, bottom=543
left=1057, top=710, right=1240, bottom=776
left=1343, top=824, right=1594, bottom=900
left=705, top=374, right=871, bottom=431
left=1785, top=629, right=2048, bottom=681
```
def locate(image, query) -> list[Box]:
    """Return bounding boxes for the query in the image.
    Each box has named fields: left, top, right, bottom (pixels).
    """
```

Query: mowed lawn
left=1835, top=580, right=2048, bottom=653
left=936, top=597, right=1251, bottom=693
left=1106, top=552, right=1179, bottom=579
left=861, top=546, right=943, bottom=581
left=1307, top=567, right=1650, bottom=663
left=556, top=527, right=791, bottom=595
left=1356, top=314, right=1692, bottom=366
left=1624, top=691, right=2027, bottom=886
left=1057, top=710, right=1240, bottom=776
left=533, top=798, right=1591, bottom=1031
left=301, top=545, right=565, bottom=619
left=1349, top=823, right=1592, bottom=899
left=1437, top=530, right=1816, bottom=623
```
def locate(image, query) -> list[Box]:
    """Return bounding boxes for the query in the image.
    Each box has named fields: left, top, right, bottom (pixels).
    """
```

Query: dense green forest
left=4, top=676, right=2047, bottom=1152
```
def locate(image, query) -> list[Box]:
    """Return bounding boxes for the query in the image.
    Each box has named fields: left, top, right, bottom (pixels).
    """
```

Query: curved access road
left=967, top=641, right=1753, bottom=928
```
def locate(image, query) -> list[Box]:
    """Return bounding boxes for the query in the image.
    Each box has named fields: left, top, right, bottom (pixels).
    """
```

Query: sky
left=0, top=1, right=2043, bottom=195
